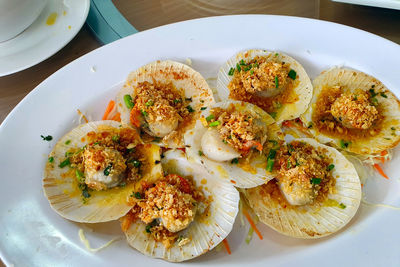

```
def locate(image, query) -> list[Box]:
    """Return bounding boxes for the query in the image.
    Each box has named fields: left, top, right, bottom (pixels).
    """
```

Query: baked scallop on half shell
left=185, top=100, right=283, bottom=188
left=116, top=60, right=215, bottom=148
left=122, top=149, right=239, bottom=262
left=243, top=138, right=361, bottom=238
left=43, top=121, right=163, bottom=223
left=301, top=67, right=400, bottom=155
left=217, top=49, right=312, bottom=123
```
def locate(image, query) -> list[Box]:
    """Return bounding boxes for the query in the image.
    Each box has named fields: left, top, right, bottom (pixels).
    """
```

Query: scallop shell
left=123, top=149, right=240, bottom=262
left=116, top=60, right=215, bottom=148
left=217, top=49, right=313, bottom=123
left=43, top=121, right=163, bottom=223
left=301, top=67, right=400, bottom=155
left=184, top=100, right=283, bottom=188
left=243, top=138, right=361, bottom=238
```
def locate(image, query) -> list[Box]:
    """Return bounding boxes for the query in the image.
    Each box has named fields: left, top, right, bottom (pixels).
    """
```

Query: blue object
left=86, top=0, right=138, bottom=44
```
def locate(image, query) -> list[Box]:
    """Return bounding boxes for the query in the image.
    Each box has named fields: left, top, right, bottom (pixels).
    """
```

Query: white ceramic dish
left=0, top=15, right=399, bottom=267
left=332, top=0, right=400, bottom=10
left=0, top=0, right=89, bottom=77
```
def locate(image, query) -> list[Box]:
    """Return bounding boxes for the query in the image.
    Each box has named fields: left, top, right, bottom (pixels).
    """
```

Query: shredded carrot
left=129, top=105, right=141, bottom=127
left=77, top=109, right=89, bottom=123
left=242, top=208, right=263, bottom=240
left=374, top=164, right=389, bottom=179
left=361, top=183, right=364, bottom=188
left=102, top=100, right=115, bottom=120
left=380, top=150, right=388, bottom=164
left=111, top=112, right=121, bottom=122
left=222, top=239, right=231, bottom=255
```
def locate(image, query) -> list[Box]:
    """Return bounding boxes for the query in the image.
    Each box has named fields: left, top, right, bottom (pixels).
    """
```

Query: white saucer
left=0, top=0, right=90, bottom=77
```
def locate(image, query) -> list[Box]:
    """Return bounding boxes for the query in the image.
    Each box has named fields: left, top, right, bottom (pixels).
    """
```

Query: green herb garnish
left=129, top=160, right=141, bottom=168
left=206, top=114, right=215, bottom=122
left=103, top=164, right=113, bottom=176
left=380, top=92, right=387, bottom=98
left=239, top=59, right=246, bottom=65
left=65, top=140, right=71, bottom=145
left=41, top=135, right=53, bottom=141
left=200, top=107, right=207, bottom=110
left=339, top=203, right=346, bottom=209
left=228, top=67, right=235, bottom=76
left=236, top=63, right=241, bottom=72
left=339, top=140, right=350, bottom=149
left=231, top=158, right=239, bottom=164
left=310, top=178, right=321, bottom=185
left=288, top=69, right=297, bottom=80
left=274, top=76, right=279, bottom=88
left=141, top=110, right=148, bottom=116
left=112, top=135, right=120, bottom=142
left=327, top=164, right=335, bottom=171
left=145, top=100, right=154, bottom=106
left=123, top=94, right=134, bottom=109
left=287, top=159, right=292, bottom=169
left=133, top=192, right=142, bottom=199
left=209, top=121, right=221, bottom=127
left=369, top=88, right=377, bottom=97
left=58, top=158, right=70, bottom=168
left=48, top=157, right=54, bottom=163
left=75, top=169, right=84, bottom=182
left=186, top=105, right=195, bottom=113
left=266, top=149, right=276, bottom=172
left=174, top=98, right=182, bottom=104
left=198, top=150, right=204, bottom=156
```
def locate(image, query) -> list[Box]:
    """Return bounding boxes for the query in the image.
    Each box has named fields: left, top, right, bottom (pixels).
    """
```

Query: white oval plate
left=0, top=0, right=89, bottom=76
left=0, top=15, right=399, bottom=267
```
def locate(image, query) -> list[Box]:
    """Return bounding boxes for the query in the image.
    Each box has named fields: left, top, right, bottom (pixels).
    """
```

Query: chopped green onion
left=145, top=225, right=152, bottom=233
left=141, top=110, right=148, bottom=116
left=369, top=88, right=377, bottom=97
left=65, top=140, right=71, bottom=145
left=41, top=135, right=53, bottom=141
left=103, top=164, right=113, bottom=176
left=310, top=178, right=321, bottom=185
left=145, top=100, right=154, bottom=106
left=222, top=139, right=228, bottom=144
left=339, top=140, right=350, bottom=149
left=288, top=69, right=297, bottom=80
left=275, top=53, right=279, bottom=56
left=82, top=187, right=91, bottom=199
left=288, top=144, right=294, bottom=152
left=287, top=159, right=292, bottom=169
left=129, top=160, right=141, bottom=168
left=250, top=70, right=254, bottom=75
left=339, top=203, right=346, bottom=209
left=200, top=107, right=207, bottom=110
left=75, top=169, right=84, bottom=182
left=231, top=158, right=239, bottom=164
left=380, top=92, right=387, bottom=98
left=391, top=127, right=396, bottom=130
left=209, top=121, right=221, bottom=127
left=185, top=97, right=192, bottom=101
left=48, top=157, right=54, bottom=163
left=186, top=105, right=195, bottom=112
left=239, top=59, right=246, bottom=65
left=266, top=149, right=276, bottom=172
left=274, top=76, right=279, bottom=88
left=174, top=99, right=182, bottom=104
left=123, top=94, right=134, bottom=109
left=228, top=68, right=235, bottom=76
left=198, top=150, right=204, bottom=156
left=371, top=97, right=378, bottom=106
left=206, top=114, right=215, bottom=122
left=327, top=164, right=335, bottom=171
left=58, top=158, right=70, bottom=168
left=133, top=192, right=142, bottom=199
left=112, top=135, right=120, bottom=142
left=236, top=63, right=241, bottom=72
left=268, top=140, right=278, bottom=146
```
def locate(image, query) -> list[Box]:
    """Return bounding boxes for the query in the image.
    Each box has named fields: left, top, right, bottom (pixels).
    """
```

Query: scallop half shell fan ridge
left=116, top=60, right=215, bottom=148
left=243, top=138, right=361, bottom=239
left=184, top=100, right=283, bottom=188
left=301, top=67, right=400, bottom=155
left=123, top=149, right=240, bottom=262
left=217, top=49, right=313, bottom=123
left=43, top=121, right=163, bottom=223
